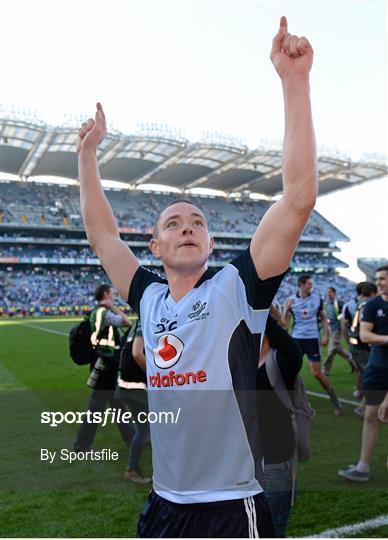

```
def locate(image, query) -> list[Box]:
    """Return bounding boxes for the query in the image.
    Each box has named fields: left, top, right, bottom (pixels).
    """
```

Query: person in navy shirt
left=77, top=16, right=319, bottom=538
left=339, top=265, right=388, bottom=482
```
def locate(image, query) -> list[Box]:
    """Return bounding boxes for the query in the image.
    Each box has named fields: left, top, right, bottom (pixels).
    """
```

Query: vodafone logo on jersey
left=153, top=334, right=184, bottom=369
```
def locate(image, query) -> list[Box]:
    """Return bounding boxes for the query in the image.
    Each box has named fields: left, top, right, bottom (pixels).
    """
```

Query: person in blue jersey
left=77, top=16, right=318, bottom=538
left=284, top=274, right=343, bottom=415
left=339, top=266, right=388, bottom=482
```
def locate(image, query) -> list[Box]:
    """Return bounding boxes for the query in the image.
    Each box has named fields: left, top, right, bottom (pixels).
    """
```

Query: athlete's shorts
left=295, top=338, right=321, bottom=362
left=137, top=490, right=275, bottom=538
left=362, top=365, right=388, bottom=406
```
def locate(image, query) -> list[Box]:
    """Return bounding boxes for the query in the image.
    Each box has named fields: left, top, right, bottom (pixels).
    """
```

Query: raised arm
left=77, top=103, right=139, bottom=301
left=250, top=17, right=318, bottom=279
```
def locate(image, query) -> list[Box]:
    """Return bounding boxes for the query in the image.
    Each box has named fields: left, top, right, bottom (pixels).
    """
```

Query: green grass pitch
left=1, top=317, right=387, bottom=538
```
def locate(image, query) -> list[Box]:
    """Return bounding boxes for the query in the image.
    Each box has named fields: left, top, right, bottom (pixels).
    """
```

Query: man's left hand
left=270, top=16, right=313, bottom=80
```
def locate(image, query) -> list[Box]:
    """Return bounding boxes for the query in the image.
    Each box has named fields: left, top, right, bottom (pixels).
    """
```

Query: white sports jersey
left=288, top=292, right=323, bottom=340
left=128, top=249, right=284, bottom=503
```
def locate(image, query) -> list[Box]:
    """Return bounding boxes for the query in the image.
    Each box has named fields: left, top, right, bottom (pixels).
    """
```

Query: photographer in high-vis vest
left=116, top=318, right=151, bottom=484
left=73, top=284, right=135, bottom=452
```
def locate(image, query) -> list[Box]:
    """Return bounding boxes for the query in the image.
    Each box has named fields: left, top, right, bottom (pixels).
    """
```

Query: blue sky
left=1, top=0, right=387, bottom=280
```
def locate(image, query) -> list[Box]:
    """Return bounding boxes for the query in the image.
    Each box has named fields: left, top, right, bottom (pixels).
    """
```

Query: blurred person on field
left=256, top=304, right=303, bottom=537
left=116, top=318, right=151, bottom=484
left=322, top=287, right=353, bottom=376
left=284, top=274, right=342, bottom=415
left=339, top=266, right=388, bottom=482
left=73, top=283, right=134, bottom=452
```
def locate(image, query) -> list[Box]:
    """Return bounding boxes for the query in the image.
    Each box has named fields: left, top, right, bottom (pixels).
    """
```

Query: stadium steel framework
left=1, top=111, right=387, bottom=196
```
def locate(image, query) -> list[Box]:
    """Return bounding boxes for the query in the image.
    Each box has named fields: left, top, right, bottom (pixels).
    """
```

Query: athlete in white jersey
left=284, top=274, right=343, bottom=415
left=77, top=16, right=318, bottom=539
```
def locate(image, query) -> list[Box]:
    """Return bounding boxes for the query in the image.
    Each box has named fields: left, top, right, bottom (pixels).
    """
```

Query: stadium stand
left=2, top=113, right=385, bottom=317
left=0, top=178, right=358, bottom=317
left=358, top=258, right=388, bottom=283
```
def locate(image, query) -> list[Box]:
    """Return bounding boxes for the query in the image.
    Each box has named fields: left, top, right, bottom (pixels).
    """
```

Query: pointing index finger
left=280, top=15, right=287, bottom=34
left=271, top=15, right=288, bottom=53
left=95, top=102, right=106, bottom=129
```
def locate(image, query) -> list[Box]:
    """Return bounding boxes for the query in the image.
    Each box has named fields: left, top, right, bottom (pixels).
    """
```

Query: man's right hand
left=76, top=102, right=107, bottom=155
left=77, top=102, right=140, bottom=302
left=378, top=393, right=388, bottom=422
left=285, top=298, right=295, bottom=311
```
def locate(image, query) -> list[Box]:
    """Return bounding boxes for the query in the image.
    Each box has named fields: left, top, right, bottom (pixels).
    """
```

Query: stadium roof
left=358, top=257, right=388, bottom=280
left=1, top=112, right=387, bottom=197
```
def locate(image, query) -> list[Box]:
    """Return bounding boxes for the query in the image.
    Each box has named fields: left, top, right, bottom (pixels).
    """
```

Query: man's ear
left=209, top=235, right=214, bottom=255
left=149, top=238, right=160, bottom=257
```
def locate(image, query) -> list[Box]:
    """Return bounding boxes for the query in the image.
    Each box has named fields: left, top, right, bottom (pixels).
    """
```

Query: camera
left=87, top=357, right=107, bottom=388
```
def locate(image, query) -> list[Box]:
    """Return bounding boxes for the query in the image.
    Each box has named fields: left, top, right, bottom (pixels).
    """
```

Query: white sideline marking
left=307, top=390, right=358, bottom=406
left=20, top=323, right=68, bottom=336
left=308, top=514, right=388, bottom=537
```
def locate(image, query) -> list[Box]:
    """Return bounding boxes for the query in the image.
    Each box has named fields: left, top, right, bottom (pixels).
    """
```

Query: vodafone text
left=41, top=408, right=181, bottom=427
left=149, top=369, right=207, bottom=388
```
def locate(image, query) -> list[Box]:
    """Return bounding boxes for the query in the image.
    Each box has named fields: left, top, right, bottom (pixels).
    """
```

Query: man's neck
left=166, top=266, right=208, bottom=302
left=299, top=290, right=310, bottom=298
left=381, top=293, right=388, bottom=302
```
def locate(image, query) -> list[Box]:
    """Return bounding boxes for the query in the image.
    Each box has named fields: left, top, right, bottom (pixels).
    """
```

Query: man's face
left=149, top=202, right=214, bottom=273
left=327, top=288, right=336, bottom=301
left=375, top=270, right=388, bottom=297
left=300, top=278, right=313, bottom=295
left=103, top=288, right=114, bottom=302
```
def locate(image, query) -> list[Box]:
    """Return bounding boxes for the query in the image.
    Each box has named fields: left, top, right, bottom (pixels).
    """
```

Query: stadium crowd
left=0, top=180, right=346, bottom=240
left=1, top=265, right=356, bottom=318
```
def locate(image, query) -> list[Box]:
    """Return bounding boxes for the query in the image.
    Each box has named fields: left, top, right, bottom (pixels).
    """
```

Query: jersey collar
left=164, top=267, right=217, bottom=301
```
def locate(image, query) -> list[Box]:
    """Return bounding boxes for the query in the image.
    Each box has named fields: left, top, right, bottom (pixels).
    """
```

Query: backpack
left=69, top=315, right=98, bottom=366
left=119, top=320, right=146, bottom=385
left=265, top=349, right=315, bottom=504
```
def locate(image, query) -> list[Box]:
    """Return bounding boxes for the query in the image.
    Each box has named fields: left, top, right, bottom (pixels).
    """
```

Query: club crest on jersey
left=187, top=299, right=210, bottom=322
left=153, top=334, right=184, bottom=369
